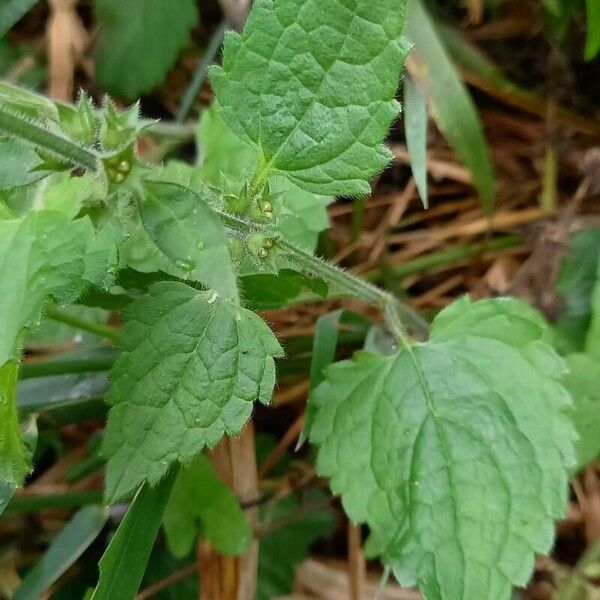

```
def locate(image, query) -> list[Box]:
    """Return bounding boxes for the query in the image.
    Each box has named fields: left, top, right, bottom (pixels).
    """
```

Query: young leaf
left=163, top=454, right=252, bottom=558
left=94, top=0, right=199, bottom=98
left=196, top=105, right=331, bottom=253
left=137, top=180, right=239, bottom=304
left=562, top=353, right=600, bottom=471
left=90, top=472, right=177, bottom=600
left=14, top=505, right=108, bottom=600
left=102, top=281, right=283, bottom=502
left=406, top=0, right=495, bottom=212
left=210, top=0, right=410, bottom=196
left=309, top=297, right=574, bottom=600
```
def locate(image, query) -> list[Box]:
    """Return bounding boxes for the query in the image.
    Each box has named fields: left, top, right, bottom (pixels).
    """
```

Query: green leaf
left=0, top=211, right=95, bottom=366
left=309, top=296, right=574, bottom=600
left=256, top=491, right=336, bottom=600
left=103, top=281, right=283, bottom=502
left=90, top=472, right=177, bottom=600
left=585, top=0, right=600, bottom=60
left=562, top=353, right=600, bottom=471
left=586, top=259, right=600, bottom=361
left=163, top=454, right=252, bottom=557
left=94, top=0, right=199, bottom=98
left=0, top=362, right=27, bottom=490
left=14, top=505, right=108, bottom=600
left=406, top=0, right=495, bottom=211
left=138, top=180, right=239, bottom=304
left=210, top=0, right=410, bottom=196
left=196, top=105, right=331, bottom=253
left=239, top=269, right=328, bottom=311
left=403, top=76, right=429, bottom=209
left=555, top=229, right=600, bottom=353
left=0, top=138, right=47, bottom=190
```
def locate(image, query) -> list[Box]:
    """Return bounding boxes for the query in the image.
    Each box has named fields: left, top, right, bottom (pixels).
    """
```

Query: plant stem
left=19, top=356, right=115, bottom=380
left=0, top=107, right=100, bottom=172
left=44, top=306, right=120, bottom=341
left=5, top=490, right=104, bottom=513
left=176, top=21, right=227, bottom=123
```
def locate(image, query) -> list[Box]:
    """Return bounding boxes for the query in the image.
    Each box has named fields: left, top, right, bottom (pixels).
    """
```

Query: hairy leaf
left=138, top=180, right=239, bottom=303
left=103, top=281, right=283, bottom=502
left=196, top=105, right=331, bottom=253
left=94, top=0, right=199, bottom=98
left=0, top=211, right=95, bottom=366
left=310, top=297, right=574, bottom=600
left=562, top=353, right=600, bottom=471
left=163, top=454, right=252, bottom=557
left=210, top=0, right=409, bottom=196
left=0, top=362, right=27, bottom=489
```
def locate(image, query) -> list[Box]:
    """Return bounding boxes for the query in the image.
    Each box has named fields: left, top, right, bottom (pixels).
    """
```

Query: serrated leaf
left=0, top=211, right=95, bottom=365
left=138, top=180, right=239, bottom=303
left=309, top=297, right=574, bottom=600
left=94, top=0, right=199, bottom=98
left=562, top=353, right=600, bottom=471
left=210, top=0, right=409, bottom=197
left=196, top=105, right=331, bottom=253
left=163, top=454, right=252, bottom=557
left=103, top=281, right=283, bottom=502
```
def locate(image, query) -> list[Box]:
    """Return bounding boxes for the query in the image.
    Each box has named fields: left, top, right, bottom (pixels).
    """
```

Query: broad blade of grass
left=406, top=0, right=495, bottom=212
left=403, top=76, right=429, bottom=209
left=90, top=470, right=177, bottom=600
left=14, top=505, right=108, bottom=600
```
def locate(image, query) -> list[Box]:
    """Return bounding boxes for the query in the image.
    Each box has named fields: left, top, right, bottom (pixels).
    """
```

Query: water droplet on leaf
left=175, top=259, right=195, bottom=272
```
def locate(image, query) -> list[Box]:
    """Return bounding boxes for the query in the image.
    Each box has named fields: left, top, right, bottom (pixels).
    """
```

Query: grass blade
left=406, top=0, right=495, bottom=212
left=90, top=470, right=177, bottom=600
left=14, top=505, right=108, bottom=600
left=403, top=76, right=429, bottom=209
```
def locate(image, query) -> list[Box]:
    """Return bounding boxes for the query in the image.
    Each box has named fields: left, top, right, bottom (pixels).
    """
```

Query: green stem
left=0, top=107, right=100, bottom=172
left=19, top=357, right=115, bottom=380
left=5, top=490, right=104, bottom=513
left=44, top=306, right=120, bottom=341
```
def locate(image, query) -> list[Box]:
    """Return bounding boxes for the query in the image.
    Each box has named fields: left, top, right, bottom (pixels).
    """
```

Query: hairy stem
left=0, top=107, right=100, bottom=172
